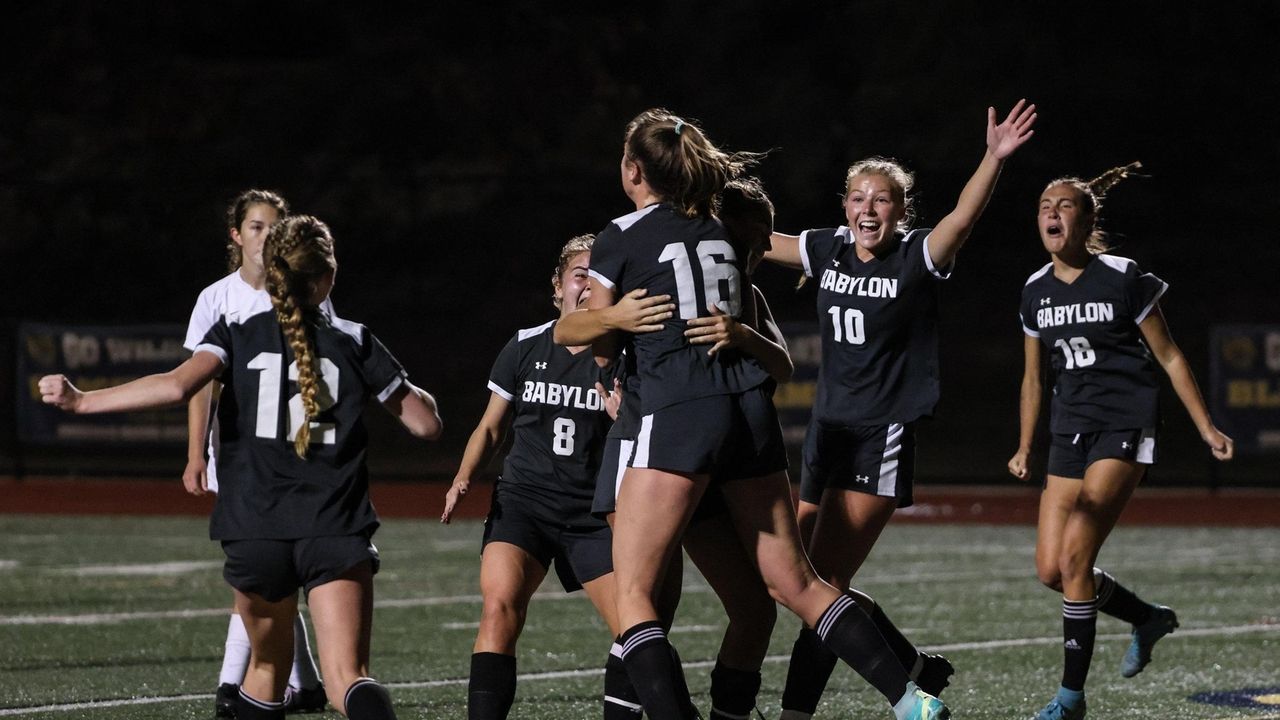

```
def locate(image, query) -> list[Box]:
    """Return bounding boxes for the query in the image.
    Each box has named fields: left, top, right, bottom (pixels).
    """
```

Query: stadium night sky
left=2, top=2, right=1276, bottom=479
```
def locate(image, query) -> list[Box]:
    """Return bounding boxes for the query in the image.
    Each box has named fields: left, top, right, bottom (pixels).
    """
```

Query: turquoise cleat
left=899, top=687, right=950, bottom=720
left=1033, top=689, right=1085, bottom=720
left=1122, top=605, right=1179, bottom=678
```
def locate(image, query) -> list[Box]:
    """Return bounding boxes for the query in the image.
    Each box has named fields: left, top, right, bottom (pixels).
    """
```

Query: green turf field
left=1, top=515, right=1277, bottom=719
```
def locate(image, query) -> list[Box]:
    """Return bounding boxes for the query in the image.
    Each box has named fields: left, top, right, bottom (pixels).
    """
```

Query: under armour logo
left=534, top=362, right=548, bottom=370
left=854, top=474, right=870, bottom=484
left=1121, top=441, right=1133, bottom=449
left=832, top=261, right=840, bottom=267
left=1040, top=297, right=1052, bottom=306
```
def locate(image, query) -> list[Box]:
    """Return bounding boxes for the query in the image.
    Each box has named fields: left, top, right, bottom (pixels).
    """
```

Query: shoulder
left=609, top=204, right=664, bottom=233
left=516, top=319, right=557, bottom=344
left=1094, top=254, right=1140, bottom=276
left=1023, top=262, right=1055, bottom=287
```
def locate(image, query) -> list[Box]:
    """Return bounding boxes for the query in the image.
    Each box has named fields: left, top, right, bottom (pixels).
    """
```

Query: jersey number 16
left=659, top=241, right=742, bottom=319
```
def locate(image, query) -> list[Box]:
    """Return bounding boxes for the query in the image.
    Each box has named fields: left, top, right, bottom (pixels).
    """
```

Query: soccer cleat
left=901, top=688, right=950, bottom=720
left=214, top=683, right=238, bottom=718
left=1122, top=605, right=1178, bottom=678
left=1033, top=690, right=1085, bottom=720
left=914, top=653, right=955, bottom=697
left=283, top=684, right=327, bottom=714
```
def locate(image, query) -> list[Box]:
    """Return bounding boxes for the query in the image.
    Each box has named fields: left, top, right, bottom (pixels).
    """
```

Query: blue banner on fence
left=17, top=322, right=189, bottom=444
left=1210, top=324, right=1280, bottom=454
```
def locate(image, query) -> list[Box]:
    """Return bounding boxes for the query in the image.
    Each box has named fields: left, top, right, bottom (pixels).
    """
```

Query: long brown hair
left=262, top=215, right=335, bottom=458
left=624, top=108, right=760, bottom=218
left=225, top=189, right=289, bottom=272
left=1044, top=161, right=1144, bottom=254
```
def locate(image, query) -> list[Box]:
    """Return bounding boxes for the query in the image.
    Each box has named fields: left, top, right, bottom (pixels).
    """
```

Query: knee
left=1036, top=561, right=1063, bottom=590
left=725, top=590, right=777, bottom=633
left=479, top=597, right=526, bottom=636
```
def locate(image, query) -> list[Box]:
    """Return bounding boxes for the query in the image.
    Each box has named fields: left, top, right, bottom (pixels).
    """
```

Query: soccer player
left=1008, top=163, right=1233, bottom=720
left=763, top=100, right=1037, bottom=719
left=586, top=108, right=948, bottom=720
left=42, top=215, right=442, bottom=720
left=439, top=234, right=627, bottom=720
left=184, top=189, right=327, bottom=716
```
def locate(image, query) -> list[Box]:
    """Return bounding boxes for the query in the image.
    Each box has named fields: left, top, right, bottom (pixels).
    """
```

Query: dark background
left=2, top=2, right=1276, bottom=485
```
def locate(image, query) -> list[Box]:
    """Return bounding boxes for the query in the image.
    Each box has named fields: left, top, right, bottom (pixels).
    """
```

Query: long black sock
left=780, top=627, right=838, bottom=714
left=618, top=621, right=695, bottom=719
left=1094, top=568, right=1154, bottom=626
left=709, top=659, right=762, bottom=720
left=1061, top=598, right=1098, bottom=692
left=605, top=642, right=643, bottom=719
left=345, top=678, right=398, bottom=720
left=236, top=688, right=285, bottom=720
left=868, top=601, right=922, bottom=673
left=468, top=652, right=516, bottom=720
left=814, top=593, right=909, bottom=704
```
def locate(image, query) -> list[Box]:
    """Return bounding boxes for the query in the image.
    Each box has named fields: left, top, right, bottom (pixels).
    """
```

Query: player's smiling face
left=556, top=251, right=592, bottom=315
left=844, top=173, right=905, bottom=255
left=232, top=202, right=281, bottom=277
left=1038, top=184, right=1093, bottom=255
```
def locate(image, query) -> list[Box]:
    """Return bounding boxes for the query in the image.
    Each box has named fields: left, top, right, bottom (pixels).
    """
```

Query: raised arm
left=1008, top=333, right=1043, bottom=480
left=41, top=353, right=224, bottom=414
left=764, top=232, right=804, bottom=270
left=1139, top=305, right=1234, bottom=460
left=584, top=278, right=620, bottom=369
left=441, top=392, right=512, bottom=523
left=553, top=288, right=675, bottom=346
left=929, top=100, right=1037, bottom=270
left=183, top=383, right=218, bottom=496
left=383, top=381, right=443, bottom=441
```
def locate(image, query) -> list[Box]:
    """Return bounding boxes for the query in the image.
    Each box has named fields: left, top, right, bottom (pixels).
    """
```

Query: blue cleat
left=897, top=686, right=950, bottom=720
left=1122, top=605, right=1179, bottom=678
left=1033, top=688, right=1085, bottom=720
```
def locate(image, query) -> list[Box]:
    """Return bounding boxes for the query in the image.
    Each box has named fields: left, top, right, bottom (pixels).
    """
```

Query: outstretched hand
left=39, top=374, right=82, bottom=413
left=441, top=477, right=470, bottom=523
left=987, top=99, right=1037, bottom=160
left=610, top=288, right=675, bottom=334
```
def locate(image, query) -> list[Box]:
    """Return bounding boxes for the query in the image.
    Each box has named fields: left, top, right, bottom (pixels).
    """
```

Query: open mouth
left=857, top=220, right=881, bottom=234
left=1045, top=223, right=1063, bottom=237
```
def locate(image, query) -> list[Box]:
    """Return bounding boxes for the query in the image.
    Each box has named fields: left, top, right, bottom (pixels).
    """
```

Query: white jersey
left=184, top=271, right=336, bottom=492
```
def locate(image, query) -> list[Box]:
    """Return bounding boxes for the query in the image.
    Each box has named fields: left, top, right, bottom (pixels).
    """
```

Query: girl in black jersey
left=1008, top=165, right=1233, bottom=720
left=586, top=108, right=948, bottom=720
left=184, top=189, right=327, bottom=717
left=41, top=216, right=443, bottom=720
left=763, top=101, right=1037, bottom=720
left=439, top=235, right=629, bottom=720
left=557, top=178, right=789, bottom=720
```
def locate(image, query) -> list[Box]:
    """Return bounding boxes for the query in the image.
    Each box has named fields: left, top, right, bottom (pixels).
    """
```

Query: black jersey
left=1020, top=255, right=1167, bottom=433
left=802, top=227, right=949, bottom=426
left=488, top=320, right=612, bottom=520
left=195, top=303, right=406, bottom=541
left=588, top=203, right=769, bottom=413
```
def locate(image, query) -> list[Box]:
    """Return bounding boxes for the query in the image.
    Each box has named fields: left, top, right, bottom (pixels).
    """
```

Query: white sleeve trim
left=1022, top=324, right=1040, bottom=338
left=798, top=230, right=815, bottom=278
left=193, top=344, right=228, bottom=364
left=922, top=231, right=952, bottom=280
left=587, top=269, right=616, bottom=291
left=1134, top=281, right=1168, bottom=325
left=376, top=374, right=407, bottom=404
left=487, top=380, right=514, bottom=402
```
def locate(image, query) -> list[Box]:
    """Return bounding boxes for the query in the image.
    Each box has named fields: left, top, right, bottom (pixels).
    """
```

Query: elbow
left=410, top=414, right=444, bottom=442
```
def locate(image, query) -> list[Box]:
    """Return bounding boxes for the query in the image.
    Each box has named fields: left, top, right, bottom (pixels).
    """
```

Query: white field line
left=1, top=623, right=1278, bottom=716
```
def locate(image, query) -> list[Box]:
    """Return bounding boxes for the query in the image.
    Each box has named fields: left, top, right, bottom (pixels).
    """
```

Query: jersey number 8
left=247, top=352, right=339, bottom=445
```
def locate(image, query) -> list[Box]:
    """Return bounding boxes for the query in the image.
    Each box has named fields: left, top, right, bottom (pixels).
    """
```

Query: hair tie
left=674, top=121, right=684, bottom=136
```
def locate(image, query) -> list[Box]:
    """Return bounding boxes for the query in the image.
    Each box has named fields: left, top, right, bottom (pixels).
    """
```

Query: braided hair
left=262, top=215, right=336, bottom=458
left=1044, top=161, right=1144, bottom=254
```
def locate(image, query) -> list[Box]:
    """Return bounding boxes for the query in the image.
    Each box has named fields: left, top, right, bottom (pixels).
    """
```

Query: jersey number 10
left=659, top=241, right=742, bottom=320
left=247, top=352, right=339, bottom=445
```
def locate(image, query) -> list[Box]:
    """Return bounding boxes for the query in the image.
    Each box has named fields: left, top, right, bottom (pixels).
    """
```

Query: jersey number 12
left=247, top=352, right=339, bottom=445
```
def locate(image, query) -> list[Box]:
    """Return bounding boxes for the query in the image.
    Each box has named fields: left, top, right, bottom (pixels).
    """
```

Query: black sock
left=236, top=688, right=285, bottom=720
left=1061, top=598, right=1098, bottom=692
left=709, top=659, right=762, bottom=719
left=814, top=593, right=909, bottom=705
left=1094, top=569, right=1153, bottom=626
left=618, top=621, right=695, bottom=719
left=780, top=627, right=838, bottom=714
left=605, top=642, right=643, bottom=718
left=468, top=652, right=516, bottom=720
left=345, top=678, right=398, bottom=720
left=868, top=601, right=922, bottom=673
